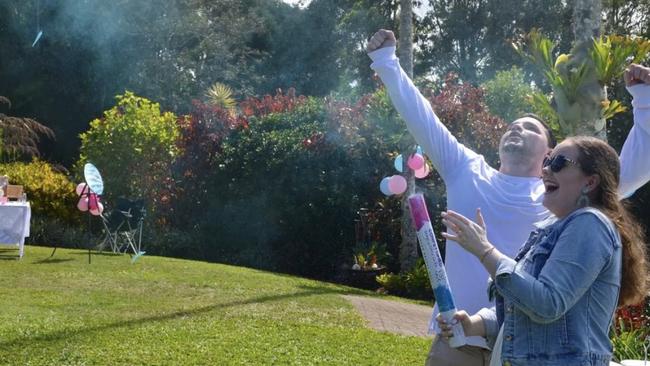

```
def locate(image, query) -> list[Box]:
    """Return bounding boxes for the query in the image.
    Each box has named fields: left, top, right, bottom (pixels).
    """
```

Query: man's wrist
left=368, top=46, right=397, bottom=62
left=627, top=84, right=650, bottom=108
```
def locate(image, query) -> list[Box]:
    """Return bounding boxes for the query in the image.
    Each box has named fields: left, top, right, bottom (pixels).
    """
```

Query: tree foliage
left=427, top=73, right=506, bottom=166
left=0, top=160, right=77, bottom=222
left=0, top=96, right=54, bottom=162
left=417, top=0, right=573, bottom=83
left=77, top=92, right=179, bottom=214
left=515, top=29, right=650, bottom=138
left=481, top=66, right=536, bottom=123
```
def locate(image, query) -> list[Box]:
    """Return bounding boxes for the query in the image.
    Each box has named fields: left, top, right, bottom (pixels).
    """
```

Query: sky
left=282, top=0, right=310, bottom=8
left=282, top=0, right=430, bottom=16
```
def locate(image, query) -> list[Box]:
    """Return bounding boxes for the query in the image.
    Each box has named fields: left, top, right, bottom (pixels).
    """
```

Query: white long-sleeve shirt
left=369, top=46, right=650, bottom=347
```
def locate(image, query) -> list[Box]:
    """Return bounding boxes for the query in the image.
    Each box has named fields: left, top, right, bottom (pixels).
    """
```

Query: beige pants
left=425, top=335, right=491, bottom=366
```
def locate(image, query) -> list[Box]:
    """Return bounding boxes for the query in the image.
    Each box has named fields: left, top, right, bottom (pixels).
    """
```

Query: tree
left=481, top=66, right=536, bottom=123
left=0, top=96, right=54, bottom=162
left=603, top=0, right=650, bottom=36
left=77, top=92, right=180, bottom=213
left=570, top=0, right=607, bottom=139
left=417, top=0, right=572, bottom=83
left=0, top=0, right=306, bottom=164
left=516, top=30, right=650, bottom=140
left=397, top=0, right=419, bottom=273
left=398, top=0, right=415, bottom=77
left=509, top=0, right=650, bottom=141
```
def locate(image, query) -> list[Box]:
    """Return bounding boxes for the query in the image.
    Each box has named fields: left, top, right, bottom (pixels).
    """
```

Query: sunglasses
left=543, top=154, right=579, bottom=173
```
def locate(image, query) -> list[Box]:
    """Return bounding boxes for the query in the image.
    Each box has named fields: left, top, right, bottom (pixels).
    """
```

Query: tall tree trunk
left=573, top=0, right=602, bottom=44
left=399, top=164, right=418, bottom=273
left=398, top=0, right=414, bottom=77
left=568, top=0, right=607, bottom=141
left=398, top=0, right=418, bottom=273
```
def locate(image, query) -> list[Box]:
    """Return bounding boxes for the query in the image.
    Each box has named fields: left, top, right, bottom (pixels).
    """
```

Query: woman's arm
left=492, top=213, right=617, bottom=323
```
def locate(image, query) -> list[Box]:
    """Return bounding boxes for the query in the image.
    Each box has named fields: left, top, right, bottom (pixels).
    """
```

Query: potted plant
left=348, top=241, right=389, bottom=290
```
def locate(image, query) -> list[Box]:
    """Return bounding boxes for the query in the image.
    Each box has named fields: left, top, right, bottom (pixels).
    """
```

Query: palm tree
left=204, top=83, right=237, bottom=113
left=568, top=0, right=607, bottom=139
left=515, top=30, right=650, bottom=141
left=0, top=96, right=55, bottom=162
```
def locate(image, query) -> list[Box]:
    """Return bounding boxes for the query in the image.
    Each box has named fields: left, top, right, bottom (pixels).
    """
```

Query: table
left=0, top=202, right=31, bottom=258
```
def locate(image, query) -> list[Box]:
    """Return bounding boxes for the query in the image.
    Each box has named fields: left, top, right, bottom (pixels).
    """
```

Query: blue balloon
left=84, top=163, right=104, bottom=195
left=416, top=145, right=423, bottom=155
left=394, top=154, right=404, bottom=172
left=380, top=177, right=392, bottom=196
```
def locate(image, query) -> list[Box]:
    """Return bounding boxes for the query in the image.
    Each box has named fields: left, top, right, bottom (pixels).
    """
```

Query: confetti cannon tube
left=408, top=193, right=466, bottom=348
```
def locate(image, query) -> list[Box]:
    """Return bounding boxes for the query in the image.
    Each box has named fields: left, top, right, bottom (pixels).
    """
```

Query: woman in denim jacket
left=437, top=136, right=648, bottom=365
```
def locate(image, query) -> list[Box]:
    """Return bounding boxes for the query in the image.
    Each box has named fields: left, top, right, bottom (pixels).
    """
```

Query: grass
left=0, top=246, right=430, bottom=365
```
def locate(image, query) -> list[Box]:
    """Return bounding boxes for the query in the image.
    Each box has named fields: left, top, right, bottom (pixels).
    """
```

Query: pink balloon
left=77, top=198, right=89, bottom=212
left=90, top=207, right=101, bottom=216
left=414, top=163, right=431, bottom=179
left=407, top=153, right=425, bottom=171
left=388, top=175, right=407, bottom=195
left=88, top=193, right=99, bottom=210
left=76, top=182, right=88, bottom=196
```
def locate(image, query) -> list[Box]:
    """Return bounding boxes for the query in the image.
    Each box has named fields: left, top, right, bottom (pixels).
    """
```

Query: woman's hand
left=436, top=310, right=486, bottom=338
left=441, top=208, right=492, bottom=258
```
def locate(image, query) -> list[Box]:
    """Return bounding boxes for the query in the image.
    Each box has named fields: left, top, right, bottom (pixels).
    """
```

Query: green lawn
left=0, top=246, right=430, bottom=365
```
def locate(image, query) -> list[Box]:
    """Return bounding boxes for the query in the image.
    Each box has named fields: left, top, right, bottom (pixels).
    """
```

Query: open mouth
left=505, top=134, right=522, bottom=143
left=544, top=181, right=559, bottom=194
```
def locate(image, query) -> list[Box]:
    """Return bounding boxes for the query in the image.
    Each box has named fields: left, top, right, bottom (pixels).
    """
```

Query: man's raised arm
left=367, top=29, right=475, bottom=179
left=619, top=64, right=650, bottom=198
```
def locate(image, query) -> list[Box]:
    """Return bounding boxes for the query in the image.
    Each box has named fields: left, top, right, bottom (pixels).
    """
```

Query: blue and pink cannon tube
left=408, top=193, right=467, bottom=348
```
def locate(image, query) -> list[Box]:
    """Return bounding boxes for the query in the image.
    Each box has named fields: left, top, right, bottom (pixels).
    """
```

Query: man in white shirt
left=367, top=29, right=650, bottom=365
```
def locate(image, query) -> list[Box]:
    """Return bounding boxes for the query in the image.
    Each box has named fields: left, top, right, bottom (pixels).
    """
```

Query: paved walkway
left=342, top=295, right=434, bottom=338
left=343, top=296, right=629, bottom=366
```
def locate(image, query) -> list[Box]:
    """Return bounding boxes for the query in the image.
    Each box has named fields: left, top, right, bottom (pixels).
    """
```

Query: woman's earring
left=577, top=186, right=590, bottom=208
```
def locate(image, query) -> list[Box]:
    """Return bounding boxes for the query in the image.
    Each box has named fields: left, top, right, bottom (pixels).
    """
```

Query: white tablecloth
left=0, top=202, right=31, bottom=258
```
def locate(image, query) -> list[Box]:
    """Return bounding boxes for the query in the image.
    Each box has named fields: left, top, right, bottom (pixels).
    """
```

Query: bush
left=203, top=97, right=359, bottom=275
left=0, top=160, right=86, bottom=247
left=611, top=297, right=650, bottom=362
left=611, top=320, right=649, bottom=362
left=159, top=90, right=307, bottom=258
left=376, top=259, right=433, bottom=301
left=161, top=83, right=506, bottom=281
left=162, top=99, right=250, bottom=231
left=77, top=91, right=180, bottom=219
left=427, top=73, right=507, bottom=167
left=167, top=89, right=400, bottom=278
left=28, top=216, right=94, bottom=248
left=0, top=160, right=77, bottom=223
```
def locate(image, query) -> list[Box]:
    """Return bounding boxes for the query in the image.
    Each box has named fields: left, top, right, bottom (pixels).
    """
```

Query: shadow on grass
left=0, top=248, right=20, bottom=260
left=0, top=284, right=367, bottom=349
left=32, top=257, right=75, bottom=264
left=67, top=251, right=124, bottom=257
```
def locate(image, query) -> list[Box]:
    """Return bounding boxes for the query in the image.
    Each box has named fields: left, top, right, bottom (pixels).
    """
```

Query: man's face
left=498, top=117, right=550, bottom=161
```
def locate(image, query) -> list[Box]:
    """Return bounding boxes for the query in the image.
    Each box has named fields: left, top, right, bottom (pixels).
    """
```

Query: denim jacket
left=478, top=207, right=622, bottom=366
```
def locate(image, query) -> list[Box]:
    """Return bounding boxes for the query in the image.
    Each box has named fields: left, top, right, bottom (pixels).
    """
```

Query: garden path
left=342, top=295, right=434, bottom=338
left=343, top=296, right=627, bottom=366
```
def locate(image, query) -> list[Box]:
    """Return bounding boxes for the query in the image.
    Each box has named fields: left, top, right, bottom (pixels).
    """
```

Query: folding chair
left=98, top=198, right=146, bottom=262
